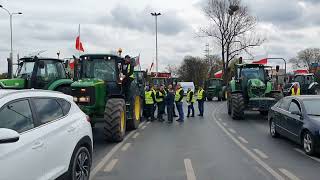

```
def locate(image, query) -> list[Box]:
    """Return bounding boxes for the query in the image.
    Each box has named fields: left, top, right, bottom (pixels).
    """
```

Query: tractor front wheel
left=231, top=93, right=245, bottom=120
left=104, top=98, right=126, bottom=142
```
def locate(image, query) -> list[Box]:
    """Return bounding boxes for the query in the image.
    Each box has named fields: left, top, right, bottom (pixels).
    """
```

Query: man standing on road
left=186, top=88, right=195, bottom=118
left=165, top=84, right=175, bottom=123
left=156, top=85, right=166, bottom=122
left=175, top=83, right=184, bottom=122
left=197, top=86, right=205, bottom=117
left=144, top=86, right=156, bottom=121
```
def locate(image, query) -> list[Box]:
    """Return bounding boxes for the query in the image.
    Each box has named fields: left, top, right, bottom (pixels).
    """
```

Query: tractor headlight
left=79, top=96, right=90, bottom=103
left=73, top=97, right=78, bottom=102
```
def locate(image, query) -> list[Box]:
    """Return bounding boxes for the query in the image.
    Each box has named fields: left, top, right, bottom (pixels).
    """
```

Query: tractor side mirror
left=39, top=61, right=45, bottom=69
left=276, top=65, right=280, bottom=72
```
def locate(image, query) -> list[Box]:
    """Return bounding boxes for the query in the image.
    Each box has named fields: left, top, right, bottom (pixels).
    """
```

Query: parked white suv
left=0, top=89, right=93, bottom=180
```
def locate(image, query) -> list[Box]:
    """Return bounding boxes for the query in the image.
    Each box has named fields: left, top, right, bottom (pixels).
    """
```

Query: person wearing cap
left=121, top=55, right=134, bottom=99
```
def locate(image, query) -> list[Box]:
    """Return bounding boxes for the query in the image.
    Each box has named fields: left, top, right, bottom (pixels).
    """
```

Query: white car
left=0, top=89, right=93, bottom=180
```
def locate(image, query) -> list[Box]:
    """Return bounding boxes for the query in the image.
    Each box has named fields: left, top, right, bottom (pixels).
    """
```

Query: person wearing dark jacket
left=175, top=83, right=184, bottom=122
left=165, top=84, right=175, bottom=123
left=197, top=86, right=205, bottom=117
left=156, top=85, right=166, bottom=122
left=144, top=86, right=157, bottom=121
left=186, top=88, right=195, bottom=117
left=121, top=55, right=134, bottom=99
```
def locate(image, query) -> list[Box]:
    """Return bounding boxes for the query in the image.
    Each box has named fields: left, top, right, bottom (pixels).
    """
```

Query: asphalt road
left=90, top=101, right=320, bottom=180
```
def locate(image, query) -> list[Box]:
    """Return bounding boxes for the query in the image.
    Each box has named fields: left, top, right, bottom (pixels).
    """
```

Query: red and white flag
left=75, top=24, right=84, bottom=52
left=252, top=58, right=268, bottom=65
left=214, top=70, right=223, bottom=78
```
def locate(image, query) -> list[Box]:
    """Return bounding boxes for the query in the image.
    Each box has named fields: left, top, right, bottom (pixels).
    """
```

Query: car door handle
left=32, top=141, right=44, bottom=149
left=67, top=126, right=76, bottom=132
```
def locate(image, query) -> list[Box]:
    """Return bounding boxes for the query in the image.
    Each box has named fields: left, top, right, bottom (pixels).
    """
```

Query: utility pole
left=151, top=12, right=161, bottom=74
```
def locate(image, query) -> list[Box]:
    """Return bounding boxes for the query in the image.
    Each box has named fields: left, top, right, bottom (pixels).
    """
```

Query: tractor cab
left=283, top=73, right=319, bottom=96
left=205, top=78, right=226, bottom=101
left=0, top=57, right=72, bottom=94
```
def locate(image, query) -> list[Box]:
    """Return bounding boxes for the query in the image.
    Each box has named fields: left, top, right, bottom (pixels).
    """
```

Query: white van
left=179, top=82, right=195, bottom=95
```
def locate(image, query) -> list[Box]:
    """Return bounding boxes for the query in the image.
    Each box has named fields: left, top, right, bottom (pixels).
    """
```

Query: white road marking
left=238, top=136, right=249, bottom=144
left=279, top=168, right=300, bottom=180
left=228, top=128, right=237, bottom=134
left=141, top=125, right=147, bottom=129
left=184, top=159, right=197, bottom=180
left=214, top=120, right=284, bottom=180
left=146, top=121, right=151, bottom=125
left=253, top=149, right=268, bottom=159
left=121, top=143, right=131, bottom=152
left=218, top=118, right=222, bottom=121
left=132, top=132, right=140, bottom=139
left=90, top=121, right=145, bottom=179
left=104, top=159, right=119, bottom=172
left=294, top=148, right=320, bottom=163
left=222, top=122, right=227, bottom=126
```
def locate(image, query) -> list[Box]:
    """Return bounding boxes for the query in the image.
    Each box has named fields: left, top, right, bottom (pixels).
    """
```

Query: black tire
left=314, top=88, right=320, bottom=95
left=227, top=99, right=231, bottom=115
left=68, top=146, right=91, bottom=180
left=302, top=131, right=315, bottom=155
left=269, top=119, right=279, bottom=138
left=207, top=97, right=213, bottom=101
left=222, top=91, right=227, bottom=101
left=56, top=86, right=72, bottom=95
left=270, top=92, right=283, bottom=101
left=217, top=95, right=222, bottom=101
left=260, top=111, right=268, bottom=116
left=127, top=96, right=141, bottom=130
left=104, top=98, right=126, bottom=142
left=231, top=93, right=245, bottom=120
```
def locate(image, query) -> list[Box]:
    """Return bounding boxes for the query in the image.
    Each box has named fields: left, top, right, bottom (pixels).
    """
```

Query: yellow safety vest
left=127, top=64, right=134, bottom=79
left=197, top=89, right=204, bottom=100
left=145, top=91, right=154, bottom=104
left=187, top=91, right=195, bottom=103
left=175, top=88, right=183, bottom=102
left=291, top=88, right=301, bottom=96
left=156, top=91, right=164, bottom=103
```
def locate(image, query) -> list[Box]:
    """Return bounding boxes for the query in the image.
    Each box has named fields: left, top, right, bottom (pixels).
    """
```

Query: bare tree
left=200, top=0, right=264, bottom=82
left=290, top=48, right=320, bottom=69
left=165, top=64, right=179, bottom=77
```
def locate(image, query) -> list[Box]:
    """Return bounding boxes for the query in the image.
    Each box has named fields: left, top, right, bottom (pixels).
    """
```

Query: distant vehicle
left=283, top=73, right=320, bottom=96
left=268, top=95, right=320, bottom=155
left=0, top=89, right=93, bottom=180
left=179, top=82, right=195, bottom=95
left=205, top=78, right=227, bottom=101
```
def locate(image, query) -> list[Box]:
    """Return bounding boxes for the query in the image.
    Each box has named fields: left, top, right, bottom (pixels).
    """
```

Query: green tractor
left=204, top=78, right=227, bottom=101
left=227, top=63, right=282, bottom=120
left=71, top=54, right=142, bottom=142
left=283, top=73, right=320, bottom=96
left=0, top=57, right=73, bottom=94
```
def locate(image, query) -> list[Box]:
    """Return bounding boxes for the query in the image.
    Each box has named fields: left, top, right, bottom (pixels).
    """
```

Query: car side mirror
left=0, top=128, right=20, bottom=144
left=291, top=111, right=302, bottom=116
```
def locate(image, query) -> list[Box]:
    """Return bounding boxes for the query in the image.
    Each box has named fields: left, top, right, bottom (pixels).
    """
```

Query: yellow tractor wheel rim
left=134, top=96, right=141, bottom=121
left=120, top=111, right=125, bottom=133
left=225, top=91, right=228, bottom=100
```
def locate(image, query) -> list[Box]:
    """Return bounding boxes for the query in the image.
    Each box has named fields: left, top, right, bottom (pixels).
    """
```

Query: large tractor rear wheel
left=104, top=98, right=126, bottom=142
left=127, top=96, right=141, bottom=130
left=231, top=93, right=245, bottom=120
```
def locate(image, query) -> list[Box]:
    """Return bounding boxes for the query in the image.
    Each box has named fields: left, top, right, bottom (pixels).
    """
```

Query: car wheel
left=269, top=120, right=279, bottom=138
left=303, top=131, right=315, bottom=155
left=70, top=146, right=91, bottom=180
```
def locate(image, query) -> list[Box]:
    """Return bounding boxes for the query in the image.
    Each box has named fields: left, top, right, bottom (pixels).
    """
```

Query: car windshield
left=241, top=67, right=265, bottom=81
left=81, top=59, right=116, bottom=81
left=207, top=79, right=221, bottom=87
left=303, top=99, right=320, bottom=116
left=17, top=62, right=35, bottom=78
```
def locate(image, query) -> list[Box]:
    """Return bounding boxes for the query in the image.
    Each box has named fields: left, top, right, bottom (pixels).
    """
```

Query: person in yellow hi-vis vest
left=186, top=88, right=195, bottom=117
left=175, top=83, right=184, bottom=122
left=156, top=85, right=166, bottom=122
left=291, top=83, right=301, bottom=96
left=144, top=86, right=157, bottom=121
left=121, top=55, right=134, bottom=99
left=197, top=86, right=205, bottom=117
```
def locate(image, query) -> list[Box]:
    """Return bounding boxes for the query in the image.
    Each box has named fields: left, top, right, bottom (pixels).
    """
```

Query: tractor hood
left=71, top=79, right=105, bottom=88
left=0, top=78, right=25, bottom=89
left=247, top=79, right=266, bottom=98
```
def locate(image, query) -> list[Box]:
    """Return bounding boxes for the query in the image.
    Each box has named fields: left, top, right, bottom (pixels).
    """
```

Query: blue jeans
left=175, top=102, right=184, bottom=121
left=198, top=100, right=204, bottom=116
left=187, top=103, right=194, bottom=116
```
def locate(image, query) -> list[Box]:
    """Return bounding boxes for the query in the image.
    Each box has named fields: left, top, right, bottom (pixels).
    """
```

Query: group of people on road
left=144, top=83, right=206, bottom=124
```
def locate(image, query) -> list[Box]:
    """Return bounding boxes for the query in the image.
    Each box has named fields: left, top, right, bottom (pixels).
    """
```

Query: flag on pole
left=75, top=24, right=84, bottom=52
left=214, top=70, right=223, bottom=78
left=252, top=58, right=268, bottom=65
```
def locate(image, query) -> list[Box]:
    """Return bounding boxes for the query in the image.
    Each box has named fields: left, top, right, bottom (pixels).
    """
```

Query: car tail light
left=86, top=115, right=91, bottom=122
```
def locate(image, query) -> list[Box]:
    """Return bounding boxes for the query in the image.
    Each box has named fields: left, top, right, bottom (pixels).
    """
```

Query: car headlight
left=79, top=96, right=90, bottom=103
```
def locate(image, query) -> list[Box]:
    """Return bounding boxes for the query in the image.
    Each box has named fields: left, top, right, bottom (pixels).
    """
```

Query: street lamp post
left=151, top=12, right=161, bottom=74
left=0, top=5, right=22, bottom=78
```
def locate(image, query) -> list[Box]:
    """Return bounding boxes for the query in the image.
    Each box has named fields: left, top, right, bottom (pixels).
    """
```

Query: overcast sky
left=0, top=0, right=319, bottom=73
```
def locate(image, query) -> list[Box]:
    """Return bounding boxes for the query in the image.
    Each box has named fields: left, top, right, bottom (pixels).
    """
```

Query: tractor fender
left=47, top=79, right=73, bottom=90
left=308, top=82, right=318, bottom=90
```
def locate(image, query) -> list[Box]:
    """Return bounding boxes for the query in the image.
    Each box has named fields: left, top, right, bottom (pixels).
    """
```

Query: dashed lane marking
left=90, top=121, right=145, bottom=179
left=228, top=128, right=237, bottom=134
left=132, top=132, right=140, bottom=139
left=218, top=118, right=222, bottom=121
left=253, top=149, right=268, bottom=159
left=222, top=122, right=227, bottom=126
left=104, top=159, right=119, bottom=172
left=294, top=148, right=320, bottom=163
left=141, top=125, right=147, bottom=130
left=121, top=143, right=131, bottom=152
left=238, top=136, right=249, bottom=144
left=279, top=168, right=300, bottom=180
left=146, top=121, right=151, bottom=125
left=184, top=159, right=197, bottom=180
left=214, top=119, right=284, bottom=180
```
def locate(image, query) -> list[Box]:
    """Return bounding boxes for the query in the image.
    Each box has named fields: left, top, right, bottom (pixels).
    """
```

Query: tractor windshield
left=240, top=67, right=265, bottom=81
left=17, top=62, right=35, bottom=78
left=207, top=79, right=221, bottom=88
left=81, top=59, right=117, bottom=81
left=294, top=75, right=314, bottom=85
